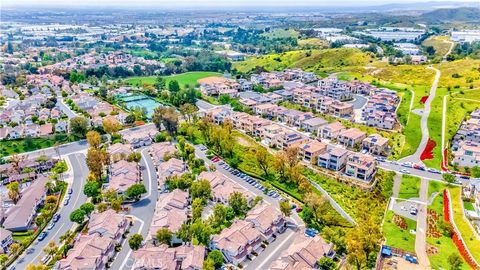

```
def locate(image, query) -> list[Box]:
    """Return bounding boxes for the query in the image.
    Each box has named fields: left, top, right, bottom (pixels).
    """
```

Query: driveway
left=12, top=153, right=88, bottom=269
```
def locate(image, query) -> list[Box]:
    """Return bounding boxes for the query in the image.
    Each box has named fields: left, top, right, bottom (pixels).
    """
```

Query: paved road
left=112, top=147, right=158, bottom=270
left=348, top=94, right=368, bottom=109
left=415, top=178, right=430, bottom=269
left=12, top=153, right=88, bottom=269
left=400, top=66, right=441, bottom=165
left=56, top=98, right=78, bottom=119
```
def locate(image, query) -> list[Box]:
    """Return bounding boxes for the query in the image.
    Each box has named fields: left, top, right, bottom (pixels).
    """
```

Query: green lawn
left=125, top=71, right=222, bottom=88
left=449, top=187, right=480, bottom=263
left=0, top=134, right=77, bottom=158
left=464, top=201, right=475, bottom=211
left=398, top=175, right=421, bottom=199
left=428, top=180, right=447, bottom=198
left=261, top=29, right=299, bottom=39
left=383, top=210, right=417, bottom=252
left=427, top=191, right=470, bottom=270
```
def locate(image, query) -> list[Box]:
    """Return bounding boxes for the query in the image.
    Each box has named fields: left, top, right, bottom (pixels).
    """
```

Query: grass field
left=0, top=134, right=77, bottom=158
left=421, top=36, right=453, bottom=58
left=435, top=59, right=480, bottom=89
left=426, top=189, right=469, bottom=270
left=125, top=71, right=222, bottom=88
left=449, top=187, right=480, bottom=263
left=398, top=175, right=421, bottom=199
left=428, top=180, right=447, bottom=198
left=383, top=210, right=417, bottom=252
left=298, top=38, right=329, bottom=49
left=233, top=48, right=373, bottom=74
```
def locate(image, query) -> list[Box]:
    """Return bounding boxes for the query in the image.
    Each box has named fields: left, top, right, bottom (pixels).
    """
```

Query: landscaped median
left=382, top=210, right=416, bottom=253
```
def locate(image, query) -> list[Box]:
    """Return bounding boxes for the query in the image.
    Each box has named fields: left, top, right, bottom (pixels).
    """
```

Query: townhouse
left=157, top=158, right=188, bottom=192
left=299, top=140, right=327, bottom=164
left=108, top=142, right=133, bottom=162
left=317, top=147, right=349, bottom=171
left=271, top=130, right=309, bottom=150
left=108, top=160, right=140, bottom=194
left=259, top=123, right=286, bottom=146
left=150, top=142, right=177, bottom=164
left=362, top=89, right=399, bottom=130
left=245, top=202, right=286, bottom=243
left=120, top=125, right=159, bottom=148
left=3, top=176, right=48, bottom=232
left=317, top=76, right=353, bottom=101
left=133, top=244, right=205, bottom=270
left=301, top=117, right=328, bottom=134
left=55, top=210, right=129, bottom=270
left=198, top=171, right=254, bottom=205
left=269, top=234, right=334, bottom=270
left=231, top=112, right=271, bottom=136
left=198, top=76, right=240, bottom=97
left=337, top=128, right=367, bottom=149
left=362, top=134, right=390, bottom=156
left=149, top=189, right=189, bottom=244
left=210, top=220, right=263, bottom=266
left=345, top=152, right=377, bottom=182
left=205, top=106, right=233, bottom=125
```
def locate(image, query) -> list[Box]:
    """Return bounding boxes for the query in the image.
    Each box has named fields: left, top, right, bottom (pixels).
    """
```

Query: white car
left=400, top=169, right=410, bottom=174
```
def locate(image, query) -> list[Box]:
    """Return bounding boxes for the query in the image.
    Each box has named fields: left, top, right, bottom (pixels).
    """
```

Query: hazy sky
left=3, top=0, right=480, bottom=8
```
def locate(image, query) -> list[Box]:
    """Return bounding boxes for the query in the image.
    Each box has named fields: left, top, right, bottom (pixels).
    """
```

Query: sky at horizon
left=3, top=0, right=480, bottom=8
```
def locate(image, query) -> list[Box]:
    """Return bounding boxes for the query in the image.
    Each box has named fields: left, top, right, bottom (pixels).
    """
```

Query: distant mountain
left=420, top=7, right=480, bottom=22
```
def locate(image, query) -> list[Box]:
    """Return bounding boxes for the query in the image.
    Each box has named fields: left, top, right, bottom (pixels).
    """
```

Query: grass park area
left=125, top=71, right=222, bottom=88
left=382, top=210, right=416, bottom=252
left=426, top=183, right=470, bottom=270
left=449, top=187, right=480, bottom=263
left=0, top=134, right=77, bottom=158
left=398, top=175, right=421, bottom=199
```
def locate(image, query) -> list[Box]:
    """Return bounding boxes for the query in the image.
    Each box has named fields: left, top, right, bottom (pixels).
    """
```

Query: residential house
left=198, top=171, right=253, bottom=205
left=272, top=131, right=309, bottom=150
left=3, top=176, right=48, bottom=232
left=120, top=125, right=159, bottom=148
left=108, top=143, right=133, bottom=162
left=299, top=140, right=327, bottom=163
left=0, top=228, right=13, bottom=254
left=87, top=210, right=129, bottom=244
left=133, top=244, right=205, bottom=270
left=362, top=134, right=390, bottom=156
left=150, top=142, right=177, bottom=164
left=108, top=160, right=140, bottom=194
left=453, top=140, right=480, bottom=167
left=157, top=158, right=187, bottom=192
left=210, top=220, right=263, bottom=266
left=317, top=147, right=349, bottom=171
left=301, top=117, right=328, bottom=134
left=269, top=235, right=334, bottom=270
left=245, top=202, right=286, bottom=243
left=345, top=153, right=377, bottom=182
left=318, top=122, right=345, bottom=140
left=337, top=128, right=367, bottom=149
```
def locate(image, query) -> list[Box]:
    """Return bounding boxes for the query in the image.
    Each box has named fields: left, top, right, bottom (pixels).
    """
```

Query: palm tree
left=44, top=181, right=56, bottom=195
left=7, top=182, right=20, bottom=203
left=59, top=230, right=75, bottom=245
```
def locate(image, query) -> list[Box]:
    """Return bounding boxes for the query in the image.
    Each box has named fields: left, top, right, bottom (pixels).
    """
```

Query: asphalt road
left=12, top=153, right=88, bottom=269
left=56, top=98, right=78, bottom=119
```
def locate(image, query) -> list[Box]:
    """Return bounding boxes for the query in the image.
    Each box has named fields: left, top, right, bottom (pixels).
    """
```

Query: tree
left=203, top=258, right=215, bottom=270
left=70, top=117, right=89, bottom=137
left=84, top=181, right=100, bottom=197
left=9, top=243, right=21, bottom=255
left=154, top=76, right=166, bottom=91
left=70, top=209, right=86, bottom=224
left=448, top=253, right=463, bottom=270
left=80, top=202, right=95, bottom=216
left=179, top=103, right=198, bottom=123
left=471, top=166, right=480, bottom=178
left=318, top=257, right=336, bottom=270
left=97, top=202, right=108, bottom=212
left=125, top=114, right=136, bottom=125
left=128, top=234, right=144, bottom=250
left=43, top=240, right=58, bottom=257
left=207, top=250, right=224, bottom=268
left=7, top=181, right=20, bottom=203
left=210, top=203, right=227, bottom=228
left=168, top=80, right=180, bottom=93
left=0, top=254, right=8, bottom=267
left=86, top=131, right=101, bottom=148
left=284, top=146, right=299, bottom=168
left=111, top=198, right=122, bottom=212
left=253, top=147, right=271, bottom=177
left=152, top=106, right=180, bottom=136
left=59, top=230, right=75, bottom=245
left=125, top=184, right=147, bottom=200
left=228, top=192, right=248, bottom=217
left=52, top=160, right=68, bottom=175
left=86, top=147, right=109, bottom=179
left=26, top=264, right=48, bottom=270
left=443, top=173, right=457, bottom=185
left=103, top=118, right=122, bottom=134
left=190, top=179, right=211, bottom=202
left=156, top=228, right=173, bottom=245
left=192, top=198, right=204, bottom=221
left=127, top=152, right=142, bottom=162
left=279, top=200, right=291, bottom=217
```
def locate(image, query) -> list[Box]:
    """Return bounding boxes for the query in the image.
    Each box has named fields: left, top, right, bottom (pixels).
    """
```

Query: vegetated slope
left=233, top=48, right=374, bottom=74
left=420, top=7, right=480, bottom=22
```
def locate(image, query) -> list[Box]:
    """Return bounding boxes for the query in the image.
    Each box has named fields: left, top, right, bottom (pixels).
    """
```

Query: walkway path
left=400, top=66, right=441, bottom=165
left=415, top=178, right=431, bottom=269
left=392, top=172, right=401, bottom=198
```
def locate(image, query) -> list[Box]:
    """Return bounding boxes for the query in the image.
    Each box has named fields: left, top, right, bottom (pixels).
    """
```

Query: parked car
left=41, top=255, right=51, bottom=264
left=400, top=169, right=410, bottom=174
left=64, top=199, right=69, bottom=206
left=68, top=188, right=73, bottom=194
left=47, top=222, right=55, bottom=230
left=38, top=232, right=48, bottom=241
left=26, top=248, right=34, bottom=254
left=53, top=214, right=60, bottom=222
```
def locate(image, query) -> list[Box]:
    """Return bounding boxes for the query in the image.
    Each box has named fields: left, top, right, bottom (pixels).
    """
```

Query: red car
left=211, top=156, right=220, bottom=162
left=296, top=207, right=303, bottom=213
